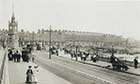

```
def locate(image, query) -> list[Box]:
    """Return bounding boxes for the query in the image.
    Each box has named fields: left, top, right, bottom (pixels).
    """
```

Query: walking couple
left=26, top=65, right=39, bottom=83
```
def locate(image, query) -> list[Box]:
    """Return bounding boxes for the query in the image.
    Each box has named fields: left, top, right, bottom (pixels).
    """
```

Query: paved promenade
left=8, top=61, right=72, bottom=84
left=0, top=50, right=5, bottom=66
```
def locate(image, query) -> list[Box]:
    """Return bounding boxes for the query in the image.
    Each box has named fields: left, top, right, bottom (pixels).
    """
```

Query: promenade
left=0, top=49, right=73, bottom=84
left=8, top=61, right=72, bottom=84
left=0, top=50, right=5, bottom=66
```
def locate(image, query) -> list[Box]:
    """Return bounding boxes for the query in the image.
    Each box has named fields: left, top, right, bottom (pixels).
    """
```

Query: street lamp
left=49, top=25, right=52, bottom=59
left=111, top=45, right=114, bottom=56
left=75, top=45, right=78, bottom=61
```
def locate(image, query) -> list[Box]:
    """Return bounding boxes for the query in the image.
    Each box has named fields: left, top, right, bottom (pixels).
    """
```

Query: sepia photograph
left=0, top=0, right=140, bottom=84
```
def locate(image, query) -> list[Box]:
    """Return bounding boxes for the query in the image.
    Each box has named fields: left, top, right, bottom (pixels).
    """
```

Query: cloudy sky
left=0, top=0, right=140, bottom=40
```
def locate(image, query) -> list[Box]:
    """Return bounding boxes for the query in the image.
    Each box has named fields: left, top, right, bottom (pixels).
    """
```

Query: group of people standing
left=70, top=50, right=98, bottom=62
left=22, top=48, right=32, bottom=62
left=8, top=49, right=21, bottom=62
left=8, top=47, right=32, bottom=63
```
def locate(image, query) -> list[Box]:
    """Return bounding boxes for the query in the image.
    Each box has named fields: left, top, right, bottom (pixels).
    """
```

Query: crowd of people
left=8, top=50, right=21, bottom=62
left=58, top=48, right=139, bottom=70
left=8, top=47, right=33, bottom=63
left=59, top=48, right=99, bottom=62
left=8, top=49, right=21, bottom=62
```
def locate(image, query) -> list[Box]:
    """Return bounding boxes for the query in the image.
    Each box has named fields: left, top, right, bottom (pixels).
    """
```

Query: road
left=33, top=51, right=140, bottom=84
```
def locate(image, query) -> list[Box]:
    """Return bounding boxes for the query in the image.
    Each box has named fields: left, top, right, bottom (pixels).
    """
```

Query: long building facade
left=0, top=28, right=139, bottom=50
left=18, top=29, right=129, bottom=50
left=0, top=25, right=140, bottom=53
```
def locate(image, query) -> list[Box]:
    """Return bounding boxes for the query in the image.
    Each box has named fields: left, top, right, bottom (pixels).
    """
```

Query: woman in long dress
left=33, top=65, right=39, bottom=83
left=26, top=66, right=33, bottom=83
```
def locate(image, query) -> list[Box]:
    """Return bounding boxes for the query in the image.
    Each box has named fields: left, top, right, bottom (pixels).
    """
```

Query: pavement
left=0, top=49, right=9, bottom=84
left=58, top=51, right=140, bottom=76
left=8, top=61, right=72, bottom=84
left=0, top=50, right=6, bottom=66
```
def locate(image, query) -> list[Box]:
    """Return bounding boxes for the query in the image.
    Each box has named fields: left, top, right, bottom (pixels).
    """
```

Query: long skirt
left=26, top=73, right=32, bottom=83
left=33, top=74, right=38, bottom=83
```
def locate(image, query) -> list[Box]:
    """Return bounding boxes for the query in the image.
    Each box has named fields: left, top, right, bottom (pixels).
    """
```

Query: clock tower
left=8, top=13, right=19, bottom=49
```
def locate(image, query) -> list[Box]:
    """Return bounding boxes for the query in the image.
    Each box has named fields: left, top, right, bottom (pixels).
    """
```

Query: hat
left=28, top=66, right=32, bottom=68
left=34, top=65, right=39, bottom=68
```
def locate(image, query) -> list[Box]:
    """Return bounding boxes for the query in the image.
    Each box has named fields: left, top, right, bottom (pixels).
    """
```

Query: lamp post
left=49, top=25, right=52, bottom=59
left=72, top=32, right=78, bottom=61
left=111, top=45, right=114, bottom=56
left=75, top=45, right=78, bottom=61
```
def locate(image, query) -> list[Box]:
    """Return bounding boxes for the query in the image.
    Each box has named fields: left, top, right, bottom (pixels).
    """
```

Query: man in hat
left=134, top=57, right=138, bottom=68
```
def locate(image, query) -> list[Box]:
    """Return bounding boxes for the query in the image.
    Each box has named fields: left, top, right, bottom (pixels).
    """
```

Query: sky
left=0, top=0, right=140, bottom=40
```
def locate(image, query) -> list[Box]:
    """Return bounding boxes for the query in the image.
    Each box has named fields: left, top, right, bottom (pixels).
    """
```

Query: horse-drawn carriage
left=111, top=56, right=129, bottom=71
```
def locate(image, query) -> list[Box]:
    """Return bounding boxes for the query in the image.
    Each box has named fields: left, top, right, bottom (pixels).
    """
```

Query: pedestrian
left=110, top=54, right=115, bottom=63
left=26, top=54, right=30, bottom=63
left=56, top=50, right=58, bottom=56
left=24, top=49, right=29, bottom=62
left=32, top=56, right=35, bottom=62
left=93, top=54, right=97, bottom=62
left=22, top=48, right=26, bottom=62
left=70, top=52, right=74, bottom=59
left=33, top=65, right=39, bottom=83
left=16, top=51, right=21, bottom=62
left=82, top=52, right=86, bottom=62
left=8, top=49, right=13, bottom=61
left=134, top=57, right=138, bottom=68
left=26, top=66, right=33, bottom=83
left=13, top=51, right=17, bottom=62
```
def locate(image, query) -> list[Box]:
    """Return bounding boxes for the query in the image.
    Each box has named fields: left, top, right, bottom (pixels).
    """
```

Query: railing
left=0, top=50, right=9, bottom=84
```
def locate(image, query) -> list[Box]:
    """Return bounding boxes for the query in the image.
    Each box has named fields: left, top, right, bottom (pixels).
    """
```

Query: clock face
left=9, top=26, right=12, bottom=30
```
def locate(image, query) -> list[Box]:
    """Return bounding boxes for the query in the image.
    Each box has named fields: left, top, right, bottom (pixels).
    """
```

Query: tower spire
left=12, top=0, right=14, bottom=14
left=11, top=0, right=15, bottom=22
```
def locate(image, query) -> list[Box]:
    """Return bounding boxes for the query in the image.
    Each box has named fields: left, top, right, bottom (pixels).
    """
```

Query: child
left=33, top=65, right=39, bottom=83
